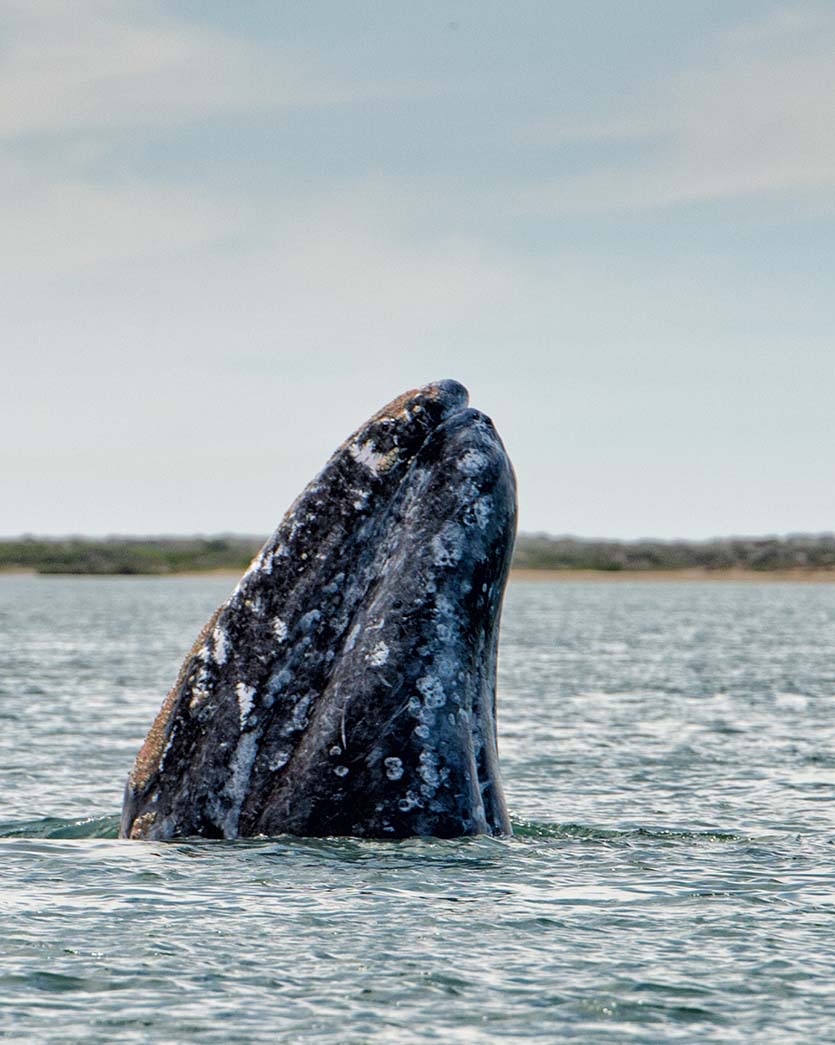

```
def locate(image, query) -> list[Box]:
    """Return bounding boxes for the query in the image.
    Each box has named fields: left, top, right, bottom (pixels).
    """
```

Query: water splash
left=0, top=814, right=744, bottom=845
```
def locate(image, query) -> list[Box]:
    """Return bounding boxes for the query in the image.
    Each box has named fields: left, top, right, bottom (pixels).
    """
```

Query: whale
left=120, top=380, right=517, bottom=840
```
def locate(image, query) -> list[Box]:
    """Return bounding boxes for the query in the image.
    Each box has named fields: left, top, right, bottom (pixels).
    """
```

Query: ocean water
left=1, top=574, right=834, bottom=1043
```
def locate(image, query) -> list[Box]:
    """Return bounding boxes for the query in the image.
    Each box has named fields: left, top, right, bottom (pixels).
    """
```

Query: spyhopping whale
left=120, top=380, right=517, bottom=840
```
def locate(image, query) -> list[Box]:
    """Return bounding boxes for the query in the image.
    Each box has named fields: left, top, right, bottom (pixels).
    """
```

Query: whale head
left=121, top=380, right=516, bottom=840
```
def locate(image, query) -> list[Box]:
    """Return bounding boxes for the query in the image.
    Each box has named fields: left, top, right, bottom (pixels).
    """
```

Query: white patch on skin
left=431, top=523, right=464, bottom=567
left=334, top=765, right=349, bottom=777
left=279, top=692, right=313, bottom=736
left=350, top=440, right=381, bottom=473
left=236, top=682, right=256, bottom=727
left=189, top=665, right=212, bottom=709
left=271, top=617, right=288, bottom=642
left=299, top=609, right=322, bottom=633
left=367, top=641, right=390, bottom=667
left=212, top=625, right=229, bottom=665
left=242, top=545, right=275, bottom=582
left=384, top=757, right=403, bottom=781
left=474, top=496, right=492, bottom=530
left=417, top=705, right=434, bottom=725
left=457, top=449, right=488, bottom=475
left=344, top=620, right=361, bottom=653
left=159, top=729, right=177, bottom=771
left=417, top=675, right=446, bottom=709
left=418, top=751, right=440, bottom=789
left=398, top=791, right=423, bottom=812
left=268, top=751, right=290, bottom=772
left=434, top=655, right=459, bottom=684
left=270, top=667, right=292, bottom=694
left=349, top=439, right=398, bottom=476
left=352, top=488, right=371, bottom=510
left=222, top=732, right=259, bottom=836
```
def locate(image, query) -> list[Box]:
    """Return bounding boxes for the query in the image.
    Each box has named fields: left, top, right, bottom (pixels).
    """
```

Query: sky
left=2, top=0, right=833, bottom=539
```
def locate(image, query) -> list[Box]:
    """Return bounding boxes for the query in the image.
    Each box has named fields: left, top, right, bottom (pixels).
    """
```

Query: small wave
left=0, top=815, right=121, bottom=839
left=511, top=819, right=742, bottom=843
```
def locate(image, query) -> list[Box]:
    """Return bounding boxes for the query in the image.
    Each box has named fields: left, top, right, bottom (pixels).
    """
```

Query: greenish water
left=1, top=576, right=834, bottom=1042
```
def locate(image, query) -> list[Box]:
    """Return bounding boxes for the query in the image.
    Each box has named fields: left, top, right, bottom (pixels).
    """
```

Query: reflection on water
left=1, top=575, right=834, bottom=1042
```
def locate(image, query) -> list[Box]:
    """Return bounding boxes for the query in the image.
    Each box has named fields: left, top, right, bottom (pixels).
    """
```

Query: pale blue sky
left=3, top=1, right=833, bottom=538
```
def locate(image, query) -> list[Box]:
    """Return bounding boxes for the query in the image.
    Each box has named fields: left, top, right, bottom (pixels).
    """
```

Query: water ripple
left=1, top=576, right=834, bottom=1042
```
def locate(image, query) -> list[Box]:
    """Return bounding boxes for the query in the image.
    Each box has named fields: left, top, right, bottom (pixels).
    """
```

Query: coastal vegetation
left=0, top=536, right=261, bottom=575
left=1, top=533, right=834, bottom=575
left=511, top=533, right=835, bottom=573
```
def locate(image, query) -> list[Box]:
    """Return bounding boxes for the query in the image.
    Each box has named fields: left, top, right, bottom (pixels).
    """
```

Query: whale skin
left=120, top=380, right=516, bottom=840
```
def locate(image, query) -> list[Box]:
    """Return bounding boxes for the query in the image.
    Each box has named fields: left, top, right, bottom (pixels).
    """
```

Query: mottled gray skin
left=121, top=380, right=516, bottom=840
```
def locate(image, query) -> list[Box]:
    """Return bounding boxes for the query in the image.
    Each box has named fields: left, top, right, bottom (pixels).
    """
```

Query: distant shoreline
left=3, top=566, right=834, bottom=583
left=510, top=567, right=835, bottom=583
left=2, top=533, right=834, bottom=578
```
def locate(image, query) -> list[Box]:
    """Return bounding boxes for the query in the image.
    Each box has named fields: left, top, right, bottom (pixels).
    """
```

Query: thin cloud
left=514, top=4, right=835, bottom=212
left=0, top=0, right=442, bottom=139
left=1, top=176, right=251, bottom=275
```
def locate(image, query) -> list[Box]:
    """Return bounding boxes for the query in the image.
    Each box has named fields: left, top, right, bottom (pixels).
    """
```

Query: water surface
left=1, top=575, right=834, bottom=1042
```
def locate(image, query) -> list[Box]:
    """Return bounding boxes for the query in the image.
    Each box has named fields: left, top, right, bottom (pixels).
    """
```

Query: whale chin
left=120, top=380, right=517, bottom=841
